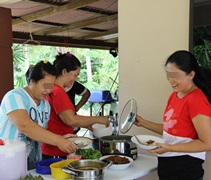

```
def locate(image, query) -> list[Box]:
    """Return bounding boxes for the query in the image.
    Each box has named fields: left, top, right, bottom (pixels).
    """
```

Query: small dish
left=99, top=155, right=133, bottom=170
left=34, top=158, right=64, bottom=174
left=50, top=159, right=78, bottom=179
left=131, top=135, right=164, bottom=150
left=67, top=154, right=82, bottom=160
left=67, top=137, right=93, bottom=148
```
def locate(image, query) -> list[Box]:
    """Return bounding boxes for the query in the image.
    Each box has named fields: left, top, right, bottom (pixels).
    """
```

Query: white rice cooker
left=0, top=139, right=27, bottom=180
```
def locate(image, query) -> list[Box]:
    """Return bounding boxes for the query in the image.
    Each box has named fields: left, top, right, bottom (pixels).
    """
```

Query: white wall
left=118, top=0, right=199, bottom=179
left=119, top=0, right=189, bottom=134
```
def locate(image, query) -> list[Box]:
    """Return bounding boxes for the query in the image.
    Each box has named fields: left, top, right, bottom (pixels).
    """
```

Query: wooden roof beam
left=12, top=0, right=100, bottom=26
left=79, top=28, right=118, bottom=40
left=34, top=14, right=118, bottom=35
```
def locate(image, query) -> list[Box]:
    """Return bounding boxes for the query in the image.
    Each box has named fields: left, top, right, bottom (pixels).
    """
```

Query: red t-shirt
left=41, top=84, right=75, bottom=156
left=163, top=88, right=211, bottom=139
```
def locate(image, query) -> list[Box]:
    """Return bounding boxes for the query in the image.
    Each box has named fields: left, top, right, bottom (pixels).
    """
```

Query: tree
left=12, top=44, right=118, bottom=115
left=193, top=26, right=211, bottom=71
left=13, top=44, right=27, bottom=88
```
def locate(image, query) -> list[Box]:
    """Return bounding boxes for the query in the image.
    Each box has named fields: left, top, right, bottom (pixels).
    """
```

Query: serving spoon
left=134, top=135, right=148, bottom=145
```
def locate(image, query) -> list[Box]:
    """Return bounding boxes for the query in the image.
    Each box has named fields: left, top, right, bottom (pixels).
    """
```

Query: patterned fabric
left=0, top=88, right=50, bottom=168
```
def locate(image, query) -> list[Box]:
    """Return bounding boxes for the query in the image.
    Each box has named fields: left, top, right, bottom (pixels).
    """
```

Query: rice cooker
left=0, top=139, right=27, bottom=180
left=99, top=99, right=138, bottom=160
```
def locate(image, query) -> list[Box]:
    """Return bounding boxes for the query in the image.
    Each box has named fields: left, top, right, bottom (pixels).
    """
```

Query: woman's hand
left=134, top=114, right=144, bottom=127
left=57, top=136, right=78, bottom=154
left=63, top=133, right=77, bottom=139
left=101, top=116, right=110, bottom=127
left=147, top=143, right=172, bottom=155
left=86, top=125, right=93, bottom=131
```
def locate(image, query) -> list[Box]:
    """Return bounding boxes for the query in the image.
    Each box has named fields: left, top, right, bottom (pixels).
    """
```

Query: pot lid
left=119, top=99, right=137, bottom=134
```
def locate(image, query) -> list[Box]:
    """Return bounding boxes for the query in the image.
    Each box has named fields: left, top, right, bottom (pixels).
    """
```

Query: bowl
left=34, top=158, right=64, bottom=174
left=131, top=135, right=164, bottom=150
left=67, top=137, right=93, bottom=148
left=100, top=155, right=133, bottom=170
left=50, top=159, right=79, bottom=179
left=92, top=123, right=113, bottom=138
left=67, top=154, right=82, bottom=160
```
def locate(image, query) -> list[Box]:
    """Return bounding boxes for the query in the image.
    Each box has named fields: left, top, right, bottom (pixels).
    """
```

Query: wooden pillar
left=0, top=7, right=13, bottom=103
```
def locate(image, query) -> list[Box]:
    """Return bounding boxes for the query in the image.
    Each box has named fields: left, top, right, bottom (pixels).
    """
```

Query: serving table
left=28, top=154, right=157, bottom=180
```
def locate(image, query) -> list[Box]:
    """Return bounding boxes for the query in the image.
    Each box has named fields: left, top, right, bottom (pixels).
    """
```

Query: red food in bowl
left=67, top=154, right=82, bottom=160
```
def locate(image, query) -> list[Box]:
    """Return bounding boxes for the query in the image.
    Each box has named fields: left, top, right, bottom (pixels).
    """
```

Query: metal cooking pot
left=99, top=135, right=137, bottom=160
left=97, top=100, right=138, bottom=160
left=61, top=159, right=112, bottom=180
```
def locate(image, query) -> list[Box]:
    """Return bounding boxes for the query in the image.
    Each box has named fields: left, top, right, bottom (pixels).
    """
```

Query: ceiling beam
left=12, top=32, right=118, bottom=50
left=12, top=0, right=100, bottom=26
left=34, top=14, right=118, bottom=36
left=79, top=28, right=118, bottom=40
left=0, top=0, right=22, bottom=5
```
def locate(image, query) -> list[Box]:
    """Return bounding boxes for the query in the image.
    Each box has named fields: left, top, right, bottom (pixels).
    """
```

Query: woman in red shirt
left=134, top=50, right=211, bottom=180
left=41, top=52, right=109, bottom=159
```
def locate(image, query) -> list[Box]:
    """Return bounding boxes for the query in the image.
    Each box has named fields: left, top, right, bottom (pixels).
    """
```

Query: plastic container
left=0, top=139, right=27, bottom=180
left=88, top=90, right=114, bottom=103
left=50, top=159, right=79, bottom=179
left=67, top=154, right=82, bottom=160
left=34, top=158, right=64, bottom=174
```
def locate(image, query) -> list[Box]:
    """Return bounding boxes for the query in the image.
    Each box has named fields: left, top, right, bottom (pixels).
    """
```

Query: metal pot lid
left=119, top=99, right=137, bottom=134
left=99, top=135, right=132, bottom=142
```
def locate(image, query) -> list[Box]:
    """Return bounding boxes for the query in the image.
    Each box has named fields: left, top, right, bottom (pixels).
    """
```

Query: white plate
left=131, top=135, right=164, bottom=150
left=100, top=155, right=133, bottom=170
left=67, top=137, right=93, bottom=148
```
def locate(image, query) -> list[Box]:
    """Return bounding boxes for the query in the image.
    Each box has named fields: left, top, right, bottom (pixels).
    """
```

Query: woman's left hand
left=148, top=143, right=172, bottom=154
left=63, top=133, right=77, bottom=139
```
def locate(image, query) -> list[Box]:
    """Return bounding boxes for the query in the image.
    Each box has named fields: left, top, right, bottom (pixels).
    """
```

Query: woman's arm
left=150, top=114, right=211, bottom=154
left=59, top=109, right=110, bottom=128
left=75, top=89, right=90, bottom=112
left=134, top=114, right=163, bottom=135
left=8, top=109, right=77, bottom=154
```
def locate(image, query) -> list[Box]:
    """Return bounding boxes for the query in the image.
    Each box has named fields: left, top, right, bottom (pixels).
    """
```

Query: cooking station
left=28, top=154, right=158, bottom=180
left=28, top=98, right=158, bottom=179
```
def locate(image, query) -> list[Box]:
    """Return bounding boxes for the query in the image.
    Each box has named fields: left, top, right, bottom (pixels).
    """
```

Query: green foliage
left=75, top=148, right=102, bottom=159
left=65, top=48, right=119, bottom=113
left=193, top=26, right=211, bottom=71
left=12, top=44, right=27, bottom=88
left=193, top=26, right=211, bottom=47
left=12, top=44, right=118, bottom=115
left=194, top=39, right=211, bottom=70
left=25, top=45, right=57, bottom=64
left=18, top=173, right=44, bottom=180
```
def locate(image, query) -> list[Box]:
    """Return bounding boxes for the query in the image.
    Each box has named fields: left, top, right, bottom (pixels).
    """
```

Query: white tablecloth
left=28, top=154, right=158, bottom=180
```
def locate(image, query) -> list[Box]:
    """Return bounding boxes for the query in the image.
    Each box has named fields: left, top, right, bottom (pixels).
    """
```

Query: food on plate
left=67, top=137, right=93, bottom=148
left=100, top=155, right=133, bottom=170
left=75, top=148, right=102, bottom=159
left=131, top=135, right=164, bottom=150
left=73, top=139, right=89, bottom=146
left=146, top=139, right=155, bottom=146
left=103, top=155, right=130, bottom=164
